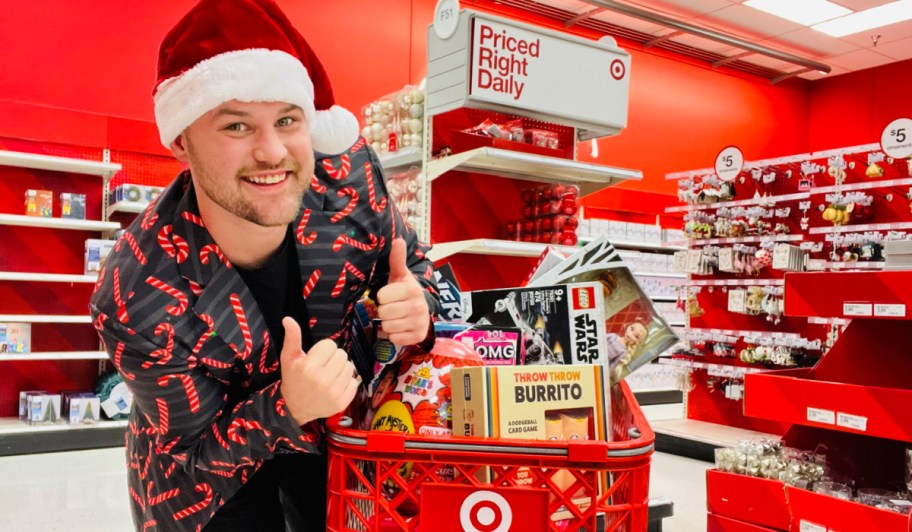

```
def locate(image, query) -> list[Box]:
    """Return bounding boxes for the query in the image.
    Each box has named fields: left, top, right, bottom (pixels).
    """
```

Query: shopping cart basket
left=326, top=380, right=654, bottom=531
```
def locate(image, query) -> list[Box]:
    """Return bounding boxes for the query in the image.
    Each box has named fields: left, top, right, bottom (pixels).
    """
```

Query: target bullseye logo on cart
left=460, top=491, right=511, bottom=532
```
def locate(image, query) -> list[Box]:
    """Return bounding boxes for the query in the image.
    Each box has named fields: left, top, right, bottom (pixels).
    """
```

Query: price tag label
left=433, top=0, right=460, bottom=39
left=800, top=521, right=828, bottom=532
left=881, top=118, right=912, bottom=159
left=807, top=259, right=826, bottom=271
left=715, top=146, right=744, bottom=182
left=728, top=289, right=746, bottom=313
left=874, top=304, right=906, bottom=317
left=843, top=303, right=872, bottom=317
left=836, top=412, right=868, bottom=432
left=807, top=407, right=836, bottom=425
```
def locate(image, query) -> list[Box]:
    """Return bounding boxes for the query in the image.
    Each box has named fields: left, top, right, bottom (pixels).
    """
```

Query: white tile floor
left=0, top=403, right=711, bottom=531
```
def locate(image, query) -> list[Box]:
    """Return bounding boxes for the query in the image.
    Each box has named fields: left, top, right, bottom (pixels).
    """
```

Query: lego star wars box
left=463, top=282, right=607, bottom=366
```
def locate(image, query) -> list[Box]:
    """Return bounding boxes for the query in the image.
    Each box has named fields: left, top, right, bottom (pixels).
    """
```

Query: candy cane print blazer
left=90, top=140, right=437, bottom=531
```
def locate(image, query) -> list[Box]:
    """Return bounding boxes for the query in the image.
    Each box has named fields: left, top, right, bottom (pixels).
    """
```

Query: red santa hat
left=153, top=0, right=359, bottom=155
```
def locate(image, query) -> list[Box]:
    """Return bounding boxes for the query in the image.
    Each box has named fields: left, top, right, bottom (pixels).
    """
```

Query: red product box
left=25, top=189, right=53, bottom=217
left=706, top=469, right=790, bottom=531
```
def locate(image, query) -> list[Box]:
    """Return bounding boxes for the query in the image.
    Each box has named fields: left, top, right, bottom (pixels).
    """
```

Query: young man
left=89, top=0, right=438, bottom=530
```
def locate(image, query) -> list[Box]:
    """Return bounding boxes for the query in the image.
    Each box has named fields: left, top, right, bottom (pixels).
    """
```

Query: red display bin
left=325, top=381, right=652, bottom=531
left=744, top=368, right=912, bottom=443
left=784, top=271, right=912, bottom=320
left=706, top=470, right=789, bottom=530
left=786, top=486, right=911, bottom=532
left=708, top=513, right=783, bottom=531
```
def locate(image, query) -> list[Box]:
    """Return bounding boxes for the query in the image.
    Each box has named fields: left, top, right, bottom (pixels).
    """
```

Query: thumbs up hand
left=376, top=238, right=431, bottom=346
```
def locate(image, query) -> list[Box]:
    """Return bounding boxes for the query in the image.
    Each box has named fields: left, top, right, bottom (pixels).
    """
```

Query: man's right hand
left=279, top=317, right=360, bottom=426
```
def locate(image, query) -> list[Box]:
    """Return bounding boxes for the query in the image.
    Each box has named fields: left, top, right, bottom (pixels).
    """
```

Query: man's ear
left=170, top=133, right=190, bottom=163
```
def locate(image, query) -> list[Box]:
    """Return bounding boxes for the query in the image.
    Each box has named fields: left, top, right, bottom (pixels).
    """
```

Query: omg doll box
left=462, top=282, right=608, bottom=366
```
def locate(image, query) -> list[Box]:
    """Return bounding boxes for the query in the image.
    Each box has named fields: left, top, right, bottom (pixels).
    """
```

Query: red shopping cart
left=326, top=380, right=654, bottom=531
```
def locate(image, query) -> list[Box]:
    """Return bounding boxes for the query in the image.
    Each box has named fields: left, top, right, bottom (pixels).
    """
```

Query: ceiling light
left=813, top=0, right=912, bottom=37
left=744, top=0, right=852, bottom=26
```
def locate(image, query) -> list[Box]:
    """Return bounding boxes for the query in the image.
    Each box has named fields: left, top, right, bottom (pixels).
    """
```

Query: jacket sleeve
left=91, top=307, right=321, bottom=475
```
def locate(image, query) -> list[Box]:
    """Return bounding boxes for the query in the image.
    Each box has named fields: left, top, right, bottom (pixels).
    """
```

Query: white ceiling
left=534, top=0, right=912, bottom=80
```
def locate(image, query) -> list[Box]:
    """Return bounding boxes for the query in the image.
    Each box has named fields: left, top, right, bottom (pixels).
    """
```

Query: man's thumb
left=281, top=317, right=303, bottom=360
left=388, top=238, right=411, bottom=282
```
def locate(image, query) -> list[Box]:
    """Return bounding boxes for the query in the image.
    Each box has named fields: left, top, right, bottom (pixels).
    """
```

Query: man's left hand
left=376, top=238, right=431, bottom=346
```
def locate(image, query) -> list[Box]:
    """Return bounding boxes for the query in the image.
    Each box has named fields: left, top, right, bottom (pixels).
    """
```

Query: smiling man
left=89, top=0, right=438, bottom=530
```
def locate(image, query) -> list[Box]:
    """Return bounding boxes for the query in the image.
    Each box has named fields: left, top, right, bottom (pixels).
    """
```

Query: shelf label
left=843, top=303, right=872, bottom=317
left=807, top=407, right=836, bottom=425
left=433, top=0, right=460, bottom=40
left=881, top=118, right=912, bottom=159
left=874, top=304, right=906, bottom=317
left=715, top=146, right=744, bottom=182
left=799, top=521, right=828, bottom=532
left=836, top=412, right=868, bottom=432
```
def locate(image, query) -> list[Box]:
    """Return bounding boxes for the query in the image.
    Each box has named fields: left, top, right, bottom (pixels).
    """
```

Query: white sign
left=433, top=0, right=459, bottom=40
left=800, top=521, right=828, bottom=532
left=469, top=17, right=629, bottom=128
left=881, top=118, right=912, bottom=159
left=843, top=303, right=872, bottom=317
left=807, top=407, right=836, bottom=425
left=715, top=146, right=744, bottom=182
left=874, top=304, right=906, bottom=317
left=836, top=412, right=868, bottom=432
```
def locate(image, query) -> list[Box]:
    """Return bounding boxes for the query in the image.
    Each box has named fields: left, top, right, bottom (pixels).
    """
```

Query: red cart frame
left=326, top=381, right=654, bottom=531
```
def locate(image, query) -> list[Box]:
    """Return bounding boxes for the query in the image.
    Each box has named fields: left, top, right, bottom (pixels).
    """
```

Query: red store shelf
left=707, top=470, right=790, bottom=531
left=707, top=513, right=783, bottom=532
left=787, top=485, right=910, bottom=532
left=784, top=271, right=912, bottom=320
left=744, top=368, right=912, bottom=443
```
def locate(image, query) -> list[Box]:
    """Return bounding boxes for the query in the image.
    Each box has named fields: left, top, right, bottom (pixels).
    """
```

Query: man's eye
left=225, top=123, right=248, bottom=132
left=277, top=117, right=295, bottom=127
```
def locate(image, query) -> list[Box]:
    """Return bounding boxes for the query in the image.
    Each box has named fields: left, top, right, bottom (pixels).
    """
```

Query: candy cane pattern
left=156, top=398, right=169, bottom=435
left=142, top=519, right=157, bottom=532
left=146, top=276, right=188, bottom=316
left=200, top=244, right=231, bottom=268
left=141, top=205, right=159, bottom=230
left=322, top=154, right=351, bottom=180
left=181, top=211, right=206, bottom=228
left=143, top=322, right=175, bottom=369
left=332, top=233, right=378, bottom=252
left=130, top=486, right=146, bottom=511
left=163, top=462, right=176, bottom=479
left=424, top=265, right=434, bottom=280
left=309, top=316, right=317, bottom=329
left=158, top=374, right=201, bottom=413
left=94, top=265, right=106, bottom=293
left=259, top=331, right=278, bottom=374
left=211, top=424, right=230, bottom=451
left=157, top=225, right=189, bottom=263
left=330, top=187, right=359, bottom=223
left=187, top=279, right=203, bottom=297
left=302, top=269, right=321, bottom=299
left=267, top=436, right=309, bottom=454
left=331, top=261, right=366, bottom=298
left=275, top=398, right=288, bottom=417
left=227, top=419, right=272, bottom=445
left=364, top=163, right=388, bottom=213
left=113, top=342, right=136, bottom=380
left=228, top=294, right=253, bottom=360
left=117, top=232, right=148, bottom=265
left=147, top=482, right=180, bottom=506
left=310, top=173, right=326, bottom=194
left=350, top=138, right=366, bottom=152
left=113, top=267, right=134, bottom=323
left=140, top=447, right=152, bottom=480
left=172, top=483, right=213, bottom=521
left=295, top=209, right=317, bottom=245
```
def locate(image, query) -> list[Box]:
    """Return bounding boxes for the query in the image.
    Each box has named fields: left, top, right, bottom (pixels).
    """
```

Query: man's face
left=174, top=100, right=315, bottom=228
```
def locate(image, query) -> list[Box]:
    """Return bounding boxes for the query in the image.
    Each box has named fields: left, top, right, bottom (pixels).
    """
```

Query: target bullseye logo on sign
left=460, top=491, right=511, bottom=532
left=610, top=59, right=626, bottom=80
left=421, top=483, right=549, bottom=532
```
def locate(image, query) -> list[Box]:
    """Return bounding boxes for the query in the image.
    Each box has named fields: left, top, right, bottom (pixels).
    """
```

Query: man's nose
left=252, top=128, right=289, bottom=165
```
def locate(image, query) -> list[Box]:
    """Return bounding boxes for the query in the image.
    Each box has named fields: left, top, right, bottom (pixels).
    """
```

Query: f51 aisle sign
left=469, top=16, right=630, bottom=132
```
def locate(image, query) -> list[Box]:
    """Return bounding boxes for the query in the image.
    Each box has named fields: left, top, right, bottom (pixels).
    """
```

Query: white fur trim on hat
left=310, top=105, right=361, bottom=155
left=153, top=49, right=315, bottom=147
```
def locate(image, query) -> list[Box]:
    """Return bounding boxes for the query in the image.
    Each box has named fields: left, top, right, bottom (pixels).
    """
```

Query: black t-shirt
left=235, top=227, right=313, bottom=352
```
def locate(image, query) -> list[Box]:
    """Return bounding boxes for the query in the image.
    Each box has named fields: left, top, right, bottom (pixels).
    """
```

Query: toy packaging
left=84, top=239, right=116, bottom=274
left=27, top=393, right=62, bottom=425
left=463, top=282, right=608, bottom=366
left=19, top=390, right=46, bottom=420
left=433, top=263, right=464, bottom=322
left=0, top=323, right=31, bottom=353
left=62, top=392, right=101, bottom=424
left=454, top=325, right=522, bottom=366
left=60, top=192, right=87, bottom=220
left=24, top=189, right=53, bottom=217
left=528, top=236, right=680, bottom=383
